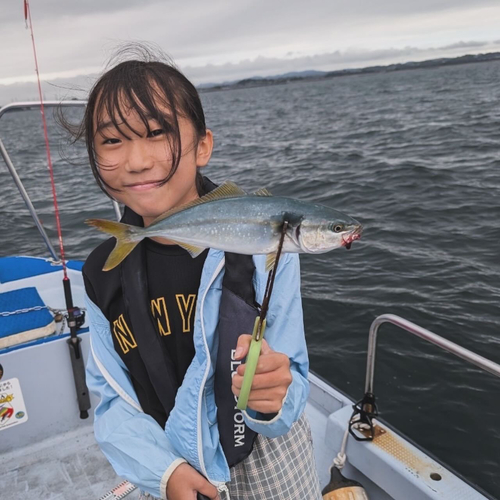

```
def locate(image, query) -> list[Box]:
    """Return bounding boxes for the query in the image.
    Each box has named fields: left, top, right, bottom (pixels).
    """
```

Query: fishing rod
left=24, top=0, right=90, bottom=419
left=236, top=220, right=289, bottom=410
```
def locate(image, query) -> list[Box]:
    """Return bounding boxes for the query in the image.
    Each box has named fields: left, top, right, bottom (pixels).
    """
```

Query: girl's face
left=93, top=101, right=213, bottom=227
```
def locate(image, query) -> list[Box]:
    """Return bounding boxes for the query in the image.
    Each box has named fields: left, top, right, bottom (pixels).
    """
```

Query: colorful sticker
left=0, top=378, right=28, bottom=431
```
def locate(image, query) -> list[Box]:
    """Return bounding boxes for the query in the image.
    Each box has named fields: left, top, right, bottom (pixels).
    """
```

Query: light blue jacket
left=86, top=249, right=310, bottom=499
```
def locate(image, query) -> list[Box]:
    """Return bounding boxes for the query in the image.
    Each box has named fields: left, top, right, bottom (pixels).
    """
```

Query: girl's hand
left=166, top=463, right=218, bottom=500
left=231, top=334, right=293, bottom=414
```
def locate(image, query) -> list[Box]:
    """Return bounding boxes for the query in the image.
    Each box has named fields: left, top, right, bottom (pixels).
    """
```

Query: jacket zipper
left=197, top=257, right=226, bottom=484
left=217, top=483, right=230, bottom=499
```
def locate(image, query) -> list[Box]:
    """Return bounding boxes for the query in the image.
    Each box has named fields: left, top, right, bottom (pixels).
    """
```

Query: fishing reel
left=66, top=306, right=86, bottom=331
left=348, top=392, right=379, bottom=441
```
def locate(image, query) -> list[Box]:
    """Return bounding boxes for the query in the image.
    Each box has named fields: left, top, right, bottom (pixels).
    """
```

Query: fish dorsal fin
left=151, top=181, right=247, bottom=225
left=252, top=187, right=272, bottom=197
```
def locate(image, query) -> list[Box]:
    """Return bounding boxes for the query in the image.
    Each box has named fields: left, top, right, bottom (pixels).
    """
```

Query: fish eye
left=332, top=223, right=344, bottom=233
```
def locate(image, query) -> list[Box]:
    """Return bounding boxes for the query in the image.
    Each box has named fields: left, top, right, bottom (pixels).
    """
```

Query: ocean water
left=1, top=60, right=499, bottom=497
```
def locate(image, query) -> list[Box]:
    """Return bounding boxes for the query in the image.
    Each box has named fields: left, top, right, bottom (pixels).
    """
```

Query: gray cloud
left=440, top=40, right=489, bottom=50
left=0, top=0, right=161, bottom=24
left=4, top=0, right=497, bottom=24
left=2, top=39, right=498, bottom=103
left=1, top=0, right=500, bottom=99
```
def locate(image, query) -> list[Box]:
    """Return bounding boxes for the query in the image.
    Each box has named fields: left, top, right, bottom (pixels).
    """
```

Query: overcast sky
left=1, top=0, right=500, bottom=102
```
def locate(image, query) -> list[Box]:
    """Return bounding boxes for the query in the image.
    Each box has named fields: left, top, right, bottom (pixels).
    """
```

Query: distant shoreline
left=1, top=51, right=499, bottom=105
left=199, top=51, right=500, bottom=93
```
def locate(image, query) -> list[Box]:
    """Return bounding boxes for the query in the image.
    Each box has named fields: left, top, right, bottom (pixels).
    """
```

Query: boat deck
left=0, top=423, right=141, bottom=500
left=0, top=374, right=347, bottom=500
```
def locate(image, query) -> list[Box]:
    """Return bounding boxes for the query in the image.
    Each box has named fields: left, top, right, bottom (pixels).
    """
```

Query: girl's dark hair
left=68, top=45, right=206, bottom=198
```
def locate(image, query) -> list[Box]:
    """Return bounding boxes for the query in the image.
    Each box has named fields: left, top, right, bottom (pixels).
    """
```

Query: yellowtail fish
left=86, top=181, right=362, bottom=271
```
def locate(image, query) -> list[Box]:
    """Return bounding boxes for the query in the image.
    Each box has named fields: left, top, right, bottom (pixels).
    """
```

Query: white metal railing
left=365, top=313, right=500, bottom=394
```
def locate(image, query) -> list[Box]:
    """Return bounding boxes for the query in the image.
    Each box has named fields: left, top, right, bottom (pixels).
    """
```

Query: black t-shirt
left=105, top=238, right=208, bottom=426
left=144, top=238, right=208, bottom=384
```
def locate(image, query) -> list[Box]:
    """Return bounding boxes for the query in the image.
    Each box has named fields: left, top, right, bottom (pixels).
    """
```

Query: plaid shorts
left=228, top=413, right=322, bottom=499
left=140, top=414, right=321, bottom=499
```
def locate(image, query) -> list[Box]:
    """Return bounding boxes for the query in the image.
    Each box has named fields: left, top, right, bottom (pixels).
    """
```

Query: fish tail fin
left=86, top=218, right=142, bottom=271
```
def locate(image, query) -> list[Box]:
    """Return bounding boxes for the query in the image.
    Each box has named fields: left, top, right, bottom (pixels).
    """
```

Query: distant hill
left=272, top=70, right=326, bottom=79
left=199, top=51, right=500, bottom=92
left=2, top=51, right=500, bottom=104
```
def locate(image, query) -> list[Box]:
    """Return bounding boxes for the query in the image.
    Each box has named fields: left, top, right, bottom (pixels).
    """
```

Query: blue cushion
left=0, top=257, right=83, bottom=283
left=0, top=287, right=53, bottom=339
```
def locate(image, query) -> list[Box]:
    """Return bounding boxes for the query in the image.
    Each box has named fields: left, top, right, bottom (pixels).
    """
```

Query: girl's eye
left=102, top=138, right=121, bottom=145
left=148, top=128, right=165, bottom=138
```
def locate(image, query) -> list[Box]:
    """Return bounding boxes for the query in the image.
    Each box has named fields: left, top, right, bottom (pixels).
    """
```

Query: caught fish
left=86, top=182, right=362, bottom=271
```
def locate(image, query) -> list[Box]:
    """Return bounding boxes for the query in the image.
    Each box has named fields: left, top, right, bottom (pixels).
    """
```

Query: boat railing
left=0, top=101, right=121, bottom=262
left=365, top=314, right=500, bottom=395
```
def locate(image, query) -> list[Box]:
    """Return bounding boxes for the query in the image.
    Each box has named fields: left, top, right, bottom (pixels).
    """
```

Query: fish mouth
left=342, top=225, right=362, bottom=250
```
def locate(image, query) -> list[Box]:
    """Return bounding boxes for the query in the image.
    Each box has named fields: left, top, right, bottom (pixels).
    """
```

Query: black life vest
left=83, top=177, right=258, bottom=467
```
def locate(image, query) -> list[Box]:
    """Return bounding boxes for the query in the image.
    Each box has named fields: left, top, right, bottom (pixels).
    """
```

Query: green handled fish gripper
left=236, top=316, right=266, bottom=410
left=236, top=220, right=289, bottom=411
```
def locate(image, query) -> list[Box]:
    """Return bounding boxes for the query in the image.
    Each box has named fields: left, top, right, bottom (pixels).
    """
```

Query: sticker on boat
left=0, top=378, right=28, bottom=431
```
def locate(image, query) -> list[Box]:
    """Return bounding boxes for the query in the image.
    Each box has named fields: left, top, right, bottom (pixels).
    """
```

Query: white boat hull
left=0, top=258, right=491, bottom=499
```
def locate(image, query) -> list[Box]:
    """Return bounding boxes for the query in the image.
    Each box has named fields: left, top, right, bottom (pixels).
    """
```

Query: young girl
left=81, top=49, right=322, bottom=500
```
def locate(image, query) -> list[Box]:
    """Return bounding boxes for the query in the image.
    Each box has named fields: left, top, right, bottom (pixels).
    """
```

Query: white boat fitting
left=0, top=102, right=499, bottom=500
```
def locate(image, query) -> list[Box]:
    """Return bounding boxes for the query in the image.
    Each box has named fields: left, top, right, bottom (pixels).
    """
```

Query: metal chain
left=57, top=314, right=67, bottom=334
left=0, top=305, right=85, bottom=319
left=48, top=306, right=66, bottom=316
left=0, top=305, right=48, bottom=317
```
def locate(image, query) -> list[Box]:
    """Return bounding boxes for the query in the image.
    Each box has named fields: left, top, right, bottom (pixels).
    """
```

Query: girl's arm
left=85, top=296, right=186, bottom=499
left=239, top=253, right=310, bottom=437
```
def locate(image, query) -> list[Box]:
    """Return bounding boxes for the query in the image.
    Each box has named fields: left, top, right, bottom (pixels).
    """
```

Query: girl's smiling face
left=93, top=102, right=213, bottom=227
left=81, top=59, right=212, bottom=228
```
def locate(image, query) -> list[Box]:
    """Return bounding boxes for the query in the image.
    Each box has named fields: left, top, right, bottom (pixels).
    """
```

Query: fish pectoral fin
left=173, top=241, right=207, bottom=258
left=265, top=253, right=277, bottom=273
